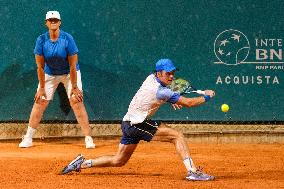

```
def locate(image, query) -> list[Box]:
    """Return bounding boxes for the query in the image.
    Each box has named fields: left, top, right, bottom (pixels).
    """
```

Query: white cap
left=46, top=11, right=61, bottom=20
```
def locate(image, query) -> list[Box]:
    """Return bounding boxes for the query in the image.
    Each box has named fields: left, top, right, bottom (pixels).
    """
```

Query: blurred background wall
left=0, top=0, right=283, bottom=121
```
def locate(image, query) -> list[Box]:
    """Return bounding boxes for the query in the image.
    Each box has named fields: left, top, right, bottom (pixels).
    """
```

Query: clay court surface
left=0, top=139, right=284, bottom=189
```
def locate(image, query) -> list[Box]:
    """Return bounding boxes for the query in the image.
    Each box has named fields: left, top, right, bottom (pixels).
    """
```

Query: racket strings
left=170, top=78, right=191, bottom=94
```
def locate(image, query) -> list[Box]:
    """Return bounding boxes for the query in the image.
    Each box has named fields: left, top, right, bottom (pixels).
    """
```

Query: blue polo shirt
left=34, top=30, right=80, bottom=75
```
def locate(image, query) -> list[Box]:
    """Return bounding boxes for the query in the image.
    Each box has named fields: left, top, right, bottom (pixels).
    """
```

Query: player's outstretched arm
left=176, top=90, right=215, bottom=108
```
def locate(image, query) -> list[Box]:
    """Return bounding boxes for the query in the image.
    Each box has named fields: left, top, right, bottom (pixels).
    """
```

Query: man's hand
left=34, top=88, right=47, bottom=103
left=204, top=90, right=215, bottom=98
left=71, top=87, right=83, bottom=102
left=171, top=103, right=183, bottom=110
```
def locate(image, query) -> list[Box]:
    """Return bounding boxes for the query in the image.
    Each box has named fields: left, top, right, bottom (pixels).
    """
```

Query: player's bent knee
left=170, top=131, right=185, bottom=143
left=112, top=158, right=128, bottom=167
left=177, top=131, right=185, bottom=139
left=171, top=130, right=184, bottom=139
left=113, top=160, right=127, bottom=167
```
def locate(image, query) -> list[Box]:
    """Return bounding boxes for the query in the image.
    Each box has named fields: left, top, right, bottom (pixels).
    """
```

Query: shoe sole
left=59, top=155, right=85, bottom=175
left=19, top=144, right=33, bottom=148
left=86, top=145, right=95, bottom=149
left=186, top=176, right=215, bottom=181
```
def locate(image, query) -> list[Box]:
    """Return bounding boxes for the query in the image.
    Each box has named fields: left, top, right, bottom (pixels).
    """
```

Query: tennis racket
left=169, top=78, right=206, bottom=95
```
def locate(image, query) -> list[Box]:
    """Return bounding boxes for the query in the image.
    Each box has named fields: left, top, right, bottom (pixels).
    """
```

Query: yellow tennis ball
left=221, top=104, right=229, bottom=113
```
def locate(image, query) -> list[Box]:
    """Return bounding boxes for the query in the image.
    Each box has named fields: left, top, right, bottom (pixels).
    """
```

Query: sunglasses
left=47, top=18, right=60, bottom=22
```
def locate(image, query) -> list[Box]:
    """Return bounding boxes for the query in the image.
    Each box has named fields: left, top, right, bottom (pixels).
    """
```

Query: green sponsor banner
left=0, top=0, right=283, bottom=121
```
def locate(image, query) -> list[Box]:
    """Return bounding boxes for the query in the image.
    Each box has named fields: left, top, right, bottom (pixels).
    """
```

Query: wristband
left=204, top=95, right=211, bottom=102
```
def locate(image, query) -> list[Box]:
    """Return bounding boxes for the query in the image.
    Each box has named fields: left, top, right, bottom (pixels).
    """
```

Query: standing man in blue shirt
left=19, top=11, right=95, bottom=149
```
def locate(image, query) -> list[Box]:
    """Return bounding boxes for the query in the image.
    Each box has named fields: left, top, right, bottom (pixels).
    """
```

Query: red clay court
left=0, top=139, right=283, bottom=189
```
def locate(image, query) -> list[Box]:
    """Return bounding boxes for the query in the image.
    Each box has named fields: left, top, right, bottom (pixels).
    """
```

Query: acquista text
left=216, top=75, right=279, bottom=85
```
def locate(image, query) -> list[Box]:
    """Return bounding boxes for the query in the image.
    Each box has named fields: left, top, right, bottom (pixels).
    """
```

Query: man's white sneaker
left=85, top=136, right=95, bottom=149
left=19, top=135, right=33, bottom=148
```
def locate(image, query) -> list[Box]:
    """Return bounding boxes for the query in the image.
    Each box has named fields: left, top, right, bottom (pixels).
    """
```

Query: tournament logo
left=213, top=29, right=282, bottom=85
left=214, top=29, right=250, bottom=65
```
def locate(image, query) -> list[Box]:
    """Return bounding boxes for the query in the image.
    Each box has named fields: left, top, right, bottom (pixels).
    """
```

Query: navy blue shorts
left=120, top=119, right=161, bottom=145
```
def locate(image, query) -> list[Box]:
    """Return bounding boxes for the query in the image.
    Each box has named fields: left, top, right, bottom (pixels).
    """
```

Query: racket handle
left=195, top=90, right=206, bottom=95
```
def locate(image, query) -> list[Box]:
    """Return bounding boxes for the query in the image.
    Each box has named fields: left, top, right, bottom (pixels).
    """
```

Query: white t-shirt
left=123, top=74, right=180, bottom=124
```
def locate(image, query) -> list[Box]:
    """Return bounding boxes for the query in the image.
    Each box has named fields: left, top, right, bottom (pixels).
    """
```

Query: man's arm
left=68, top=54, right=83, bottom=102
left=175, top=90, right=215, bottom=108
left=68, top=54, right=78, bottom=87
left=34, top=54, right=46, bottom=102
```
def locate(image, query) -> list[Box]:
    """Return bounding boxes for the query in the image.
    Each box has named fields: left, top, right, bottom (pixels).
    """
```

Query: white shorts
left=37, top=71, right=83, bottom=100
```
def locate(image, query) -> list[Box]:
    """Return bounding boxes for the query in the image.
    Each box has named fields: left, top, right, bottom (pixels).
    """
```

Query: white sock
left=183, top=157, right=196, bottom=172
left=26, top=126, right=36, bottom=138
left=81, top=159, right=93, bottom=169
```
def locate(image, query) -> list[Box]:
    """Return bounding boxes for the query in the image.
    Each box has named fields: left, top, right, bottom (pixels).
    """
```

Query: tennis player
left=19, top=11, right=95, bottom=149
left=61, top=59, right=215, bottom=181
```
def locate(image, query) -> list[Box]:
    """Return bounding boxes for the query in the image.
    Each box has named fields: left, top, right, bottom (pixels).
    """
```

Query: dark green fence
left=1, top=0, right=283, bottom=121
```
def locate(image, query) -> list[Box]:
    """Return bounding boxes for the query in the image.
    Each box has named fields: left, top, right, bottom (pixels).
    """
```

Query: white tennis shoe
left=85, top=136, right=95, bottom=149
left=19, top=135, right=33, bottom=148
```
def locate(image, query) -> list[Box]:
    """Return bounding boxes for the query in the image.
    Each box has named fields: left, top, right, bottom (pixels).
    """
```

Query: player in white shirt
left=61, top=59, right=215, bottom=181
